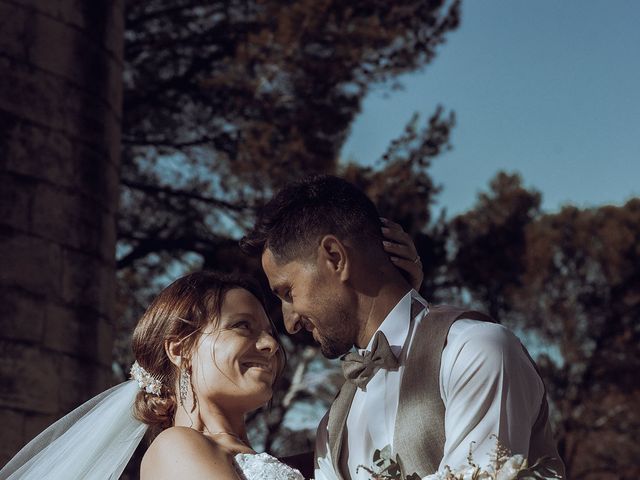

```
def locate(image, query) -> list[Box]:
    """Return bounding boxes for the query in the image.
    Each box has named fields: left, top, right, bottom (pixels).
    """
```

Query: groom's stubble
left=294, top=267, right=358, bottom=359
left=315, top=302, right=357, bottom=359
left=261, top=245, right=362, bottom=360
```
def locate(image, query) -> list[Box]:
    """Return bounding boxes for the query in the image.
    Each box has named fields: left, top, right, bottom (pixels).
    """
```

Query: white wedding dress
left=233, top=452, right=305, bottom=480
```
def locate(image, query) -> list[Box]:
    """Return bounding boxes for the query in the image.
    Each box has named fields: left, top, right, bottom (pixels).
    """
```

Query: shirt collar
left=362, top=289, right=428, bottom=358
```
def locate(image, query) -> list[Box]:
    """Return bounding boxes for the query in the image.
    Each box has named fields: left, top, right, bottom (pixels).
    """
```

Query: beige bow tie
left=341, top=331, right=399, bottom=390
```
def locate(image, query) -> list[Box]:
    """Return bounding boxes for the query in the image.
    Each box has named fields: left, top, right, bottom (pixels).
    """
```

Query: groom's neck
left=355, top=271, right=412, bottom=349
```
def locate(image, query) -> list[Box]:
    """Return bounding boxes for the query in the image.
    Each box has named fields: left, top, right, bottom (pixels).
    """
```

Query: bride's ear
left=165, top=338, right=185, bottom=368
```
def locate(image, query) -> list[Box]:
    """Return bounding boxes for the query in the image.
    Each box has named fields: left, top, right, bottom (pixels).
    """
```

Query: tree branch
left=116, top=234, right=222, bottom=270
left=120, top=178, right=254, bottom=212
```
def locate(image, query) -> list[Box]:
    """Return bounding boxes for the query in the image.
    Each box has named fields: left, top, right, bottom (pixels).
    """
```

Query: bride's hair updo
left=131, top=271, right=285, bottom=434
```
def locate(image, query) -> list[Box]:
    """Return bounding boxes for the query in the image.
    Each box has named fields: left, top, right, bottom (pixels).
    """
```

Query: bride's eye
left=232, top=320, right=251, bottom=330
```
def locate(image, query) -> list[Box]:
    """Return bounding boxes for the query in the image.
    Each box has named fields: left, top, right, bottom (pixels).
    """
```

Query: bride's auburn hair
left=131, top=270, right=285, bottom=435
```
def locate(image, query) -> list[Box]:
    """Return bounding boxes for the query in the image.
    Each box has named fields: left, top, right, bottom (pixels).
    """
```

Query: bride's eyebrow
left=229, top=312, right=273, bottom=329
left=223, top=313, right=261, bottom=325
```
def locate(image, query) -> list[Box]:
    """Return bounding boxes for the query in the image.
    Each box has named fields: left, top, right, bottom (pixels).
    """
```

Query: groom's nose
left=282, top=302, right=302, bottom=334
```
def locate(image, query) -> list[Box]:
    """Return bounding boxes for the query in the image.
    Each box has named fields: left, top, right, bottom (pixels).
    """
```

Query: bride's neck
left=174, top=400, right=247, bottom=442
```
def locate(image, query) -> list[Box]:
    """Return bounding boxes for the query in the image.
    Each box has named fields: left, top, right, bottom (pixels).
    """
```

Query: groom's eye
left=283, top=289, right=292, bottom=302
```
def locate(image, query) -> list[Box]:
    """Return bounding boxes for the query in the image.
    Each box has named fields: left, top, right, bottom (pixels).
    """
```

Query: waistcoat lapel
left=327, top=379, right=357, bottom=480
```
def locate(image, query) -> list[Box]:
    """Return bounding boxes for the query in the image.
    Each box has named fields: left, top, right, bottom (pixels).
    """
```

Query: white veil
left=0, top=380, right=148, bottom=480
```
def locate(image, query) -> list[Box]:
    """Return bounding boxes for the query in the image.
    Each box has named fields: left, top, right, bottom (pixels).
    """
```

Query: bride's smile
left=189, top=288, right=282, bottom=411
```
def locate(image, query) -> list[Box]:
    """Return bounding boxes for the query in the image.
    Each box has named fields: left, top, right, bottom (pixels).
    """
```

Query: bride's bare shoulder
left=145, top=426, right=214, bottom=455
left=141, top=427, right=240, bottom=479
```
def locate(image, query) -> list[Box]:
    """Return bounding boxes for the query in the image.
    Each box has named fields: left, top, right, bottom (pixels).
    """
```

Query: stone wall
left=0, top=0, right=124, bottom=463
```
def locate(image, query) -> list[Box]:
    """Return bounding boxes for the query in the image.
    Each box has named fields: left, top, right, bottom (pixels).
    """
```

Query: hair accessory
left=179, top=367, right=190, bottom=405
left=130, top=361, right=163, bottom=396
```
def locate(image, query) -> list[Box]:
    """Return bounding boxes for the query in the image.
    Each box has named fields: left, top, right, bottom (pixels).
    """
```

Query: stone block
left=0, top=1, right=123, bottom=110
left=30, top=182, right=115, bottom=259
left=0, top=0, right=125, bottom=61
left=56, top=353, right=112, bottom=412
left=0, top=286, right=46, bottom=342
left=0, top=114, right=74, bottom=183
left=0, top=171, right=36, bottom=233
left=60, top=248, right=115, bottom=317
left=43, top=302, right=113, bottom=364
left=0, top=408, right=25, bottom=464
left=63, top=148, right=120, bottom=213
left=1, top=113, right=120, bottom=213
left=0, top=340, right=59, bottom=414
left=0, top=230, right=63, bottom=298
left=0, top=55, right=119, bottom=152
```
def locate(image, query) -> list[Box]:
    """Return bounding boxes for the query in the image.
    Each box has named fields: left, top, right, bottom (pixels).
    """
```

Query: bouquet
left=357, top=437, right=561, bottom=480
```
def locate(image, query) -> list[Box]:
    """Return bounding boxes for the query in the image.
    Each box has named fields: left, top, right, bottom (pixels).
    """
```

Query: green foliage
left=119, top=0, right=460, bottom=275
left=516, top=200, right=640, bottom=476
left=356, top=445, right=405, bottom=480
left=449, top=171, right=542, bottom=318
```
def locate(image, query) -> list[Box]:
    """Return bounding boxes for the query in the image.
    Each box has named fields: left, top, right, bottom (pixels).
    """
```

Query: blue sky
left=341, top=0, right=640, bottom=217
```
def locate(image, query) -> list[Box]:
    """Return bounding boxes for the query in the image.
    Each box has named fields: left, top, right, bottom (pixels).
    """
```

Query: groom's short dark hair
left=240, top=175, right=382, bottom=262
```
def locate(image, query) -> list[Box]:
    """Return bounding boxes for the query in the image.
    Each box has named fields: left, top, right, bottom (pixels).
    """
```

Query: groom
left=241, top=175, right=565, bottom=479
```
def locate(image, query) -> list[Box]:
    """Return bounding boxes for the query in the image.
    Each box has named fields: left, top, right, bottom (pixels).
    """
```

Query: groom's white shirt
left=314, top=289, right=545, bottom=479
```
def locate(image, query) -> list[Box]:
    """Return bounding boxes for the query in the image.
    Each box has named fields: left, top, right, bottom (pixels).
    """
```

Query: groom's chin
left=319, top=340, right=350, bottom=359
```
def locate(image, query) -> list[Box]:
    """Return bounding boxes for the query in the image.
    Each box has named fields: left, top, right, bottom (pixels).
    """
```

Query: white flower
left=422, top=471, right=446, bottom=480
left=496, top=454, right=526, bottom=480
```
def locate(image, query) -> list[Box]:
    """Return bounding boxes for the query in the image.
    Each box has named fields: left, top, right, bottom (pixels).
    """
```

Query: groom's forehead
left=261, top=249, right=289, bottom=284
left=261, top=249, right=306, bottom=288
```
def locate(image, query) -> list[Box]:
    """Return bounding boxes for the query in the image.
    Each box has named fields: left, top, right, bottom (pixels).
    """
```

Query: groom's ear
left=317, top=235, right=350, bottom=281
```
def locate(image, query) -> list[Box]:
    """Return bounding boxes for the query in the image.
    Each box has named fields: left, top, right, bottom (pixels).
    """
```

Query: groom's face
left=261, top=248, right=357, bottom=358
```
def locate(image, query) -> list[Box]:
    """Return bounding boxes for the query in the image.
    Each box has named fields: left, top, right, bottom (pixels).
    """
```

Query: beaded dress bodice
left=233, top=452, right=305, bottom=480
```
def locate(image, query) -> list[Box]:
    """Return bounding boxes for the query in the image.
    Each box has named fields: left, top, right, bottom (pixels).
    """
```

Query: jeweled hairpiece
left=130, top=361, right=163, bottom=396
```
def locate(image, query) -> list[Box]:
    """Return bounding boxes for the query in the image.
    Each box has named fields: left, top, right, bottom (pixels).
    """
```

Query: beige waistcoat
left=322, top=304, right=566, bottom=479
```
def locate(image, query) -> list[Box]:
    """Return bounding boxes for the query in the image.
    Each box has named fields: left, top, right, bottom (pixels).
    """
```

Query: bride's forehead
left=220, top=290, right=268, bottom=319
left=222, top=287, right=262, bottom=306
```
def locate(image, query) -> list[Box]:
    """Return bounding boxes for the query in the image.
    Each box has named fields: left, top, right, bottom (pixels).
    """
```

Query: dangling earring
left=179, top=367, right=190, bottom=406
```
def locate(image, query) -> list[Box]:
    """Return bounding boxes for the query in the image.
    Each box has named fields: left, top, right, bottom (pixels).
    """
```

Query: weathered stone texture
left=0, top=0, right=123, bottom=464
left=0, top=340, right=60, bottom=414
left=0, top=171, right=35, bottom=233
left=0, top=1, right=124, bottom=117
left=0, top=287, right=46, bottom=343
left=0, top=231, right=64, bottom=298
left=0, top=56, right=121, bottom=164
left=0, top=409, right=26, bottom=464
left=1, top=117, right=120, bottom=212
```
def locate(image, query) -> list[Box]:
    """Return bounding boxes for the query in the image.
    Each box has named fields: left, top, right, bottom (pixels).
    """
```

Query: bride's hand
left=381, top=218, right=423, bottom=291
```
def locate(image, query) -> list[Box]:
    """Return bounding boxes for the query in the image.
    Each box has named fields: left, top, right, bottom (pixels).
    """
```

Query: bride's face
left=189, top=288, right=281, bottom=412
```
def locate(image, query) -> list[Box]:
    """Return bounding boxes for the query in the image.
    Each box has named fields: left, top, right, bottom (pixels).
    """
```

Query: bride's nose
left=256, top=330, right=279, bottom=356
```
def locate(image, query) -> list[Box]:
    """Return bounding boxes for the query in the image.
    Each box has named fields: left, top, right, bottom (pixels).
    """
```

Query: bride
left=0, top=220, right=421, bottom=480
